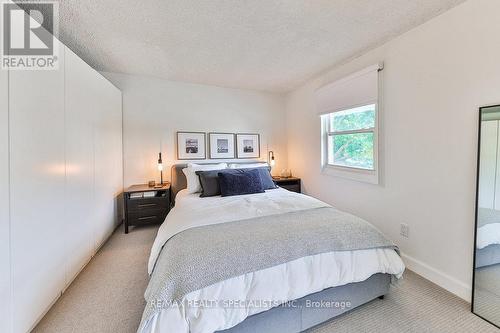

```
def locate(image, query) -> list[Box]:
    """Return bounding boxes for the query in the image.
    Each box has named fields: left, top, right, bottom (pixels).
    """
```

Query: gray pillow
left=195, top=170, right=222, bottom=197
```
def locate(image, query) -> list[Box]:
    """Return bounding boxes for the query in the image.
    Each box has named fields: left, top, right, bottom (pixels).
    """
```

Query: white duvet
left=143, top=188, right=405, bottom=333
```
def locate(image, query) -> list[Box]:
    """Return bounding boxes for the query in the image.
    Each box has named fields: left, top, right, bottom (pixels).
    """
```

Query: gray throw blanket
left=139, top=206, right=398, bottom=331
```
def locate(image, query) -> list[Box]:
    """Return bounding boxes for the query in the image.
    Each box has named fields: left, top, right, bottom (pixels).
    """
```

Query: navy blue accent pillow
left=218, top=169, right=264, bottom=197
left=195, top=170, right=222, bottom=197
left=223, top=167, right=276, bottom=190
left=254, top=167, right=277, bottom=190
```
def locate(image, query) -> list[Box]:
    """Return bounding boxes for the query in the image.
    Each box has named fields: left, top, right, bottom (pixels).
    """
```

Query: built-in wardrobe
left=0, top=18, right=123, bottom=333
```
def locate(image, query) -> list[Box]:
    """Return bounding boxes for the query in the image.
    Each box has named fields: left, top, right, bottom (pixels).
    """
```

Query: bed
left=138, top=163, right=405, bottom=333
left=476, top=208, right=500, bottom=268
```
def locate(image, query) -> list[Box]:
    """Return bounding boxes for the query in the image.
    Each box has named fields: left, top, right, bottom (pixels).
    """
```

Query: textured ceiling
left=54, top=0, right=466, bottom=93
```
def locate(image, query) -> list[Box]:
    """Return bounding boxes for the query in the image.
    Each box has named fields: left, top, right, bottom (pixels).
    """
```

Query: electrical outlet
left=400, top=223, right=409, bottom=238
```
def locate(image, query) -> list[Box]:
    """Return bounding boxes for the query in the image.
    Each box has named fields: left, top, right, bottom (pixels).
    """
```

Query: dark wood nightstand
left=273, top=177, right=301, bottom=193
left=124, top=183, right=171, bottom=233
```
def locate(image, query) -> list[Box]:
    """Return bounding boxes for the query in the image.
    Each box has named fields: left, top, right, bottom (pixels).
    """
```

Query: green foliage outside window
left=332, top=133, right=374, bottom=169
left=329, top=105, right=375, bottom=170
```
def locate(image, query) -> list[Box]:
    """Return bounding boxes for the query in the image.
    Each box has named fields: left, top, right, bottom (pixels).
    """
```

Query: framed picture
left=177, top=132, right=206, bottom=160
left=209, top=133, right=235, bottom=159
left=236, top=133, right=260, bottom=159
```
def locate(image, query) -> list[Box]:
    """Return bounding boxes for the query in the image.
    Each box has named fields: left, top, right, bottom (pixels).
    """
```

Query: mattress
left=141, top=188, right=405, bottom=333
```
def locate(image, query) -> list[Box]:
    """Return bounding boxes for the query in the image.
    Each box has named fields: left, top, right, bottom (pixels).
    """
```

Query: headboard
left=170, top=163, right=190, bottom=202
left=170, top=162, right=267, bottom=204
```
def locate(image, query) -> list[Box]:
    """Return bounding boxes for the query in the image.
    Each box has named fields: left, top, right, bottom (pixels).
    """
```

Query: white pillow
left=182, top=163, right=227, bottom=193
left=228, top=162, right=269, bottom=169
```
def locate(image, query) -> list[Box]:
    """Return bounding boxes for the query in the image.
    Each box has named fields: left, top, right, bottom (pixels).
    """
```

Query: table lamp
left=157, top=152, right=163, bottom=185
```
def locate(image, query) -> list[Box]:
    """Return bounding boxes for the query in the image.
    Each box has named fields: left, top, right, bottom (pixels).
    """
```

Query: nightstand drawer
left=279, top=184, right=301, bottom=193
left=273, top=177, right=301, bottom=193
left=127, top=196, right=169, bottom=211
left=128, top=208, right=168, bottom=225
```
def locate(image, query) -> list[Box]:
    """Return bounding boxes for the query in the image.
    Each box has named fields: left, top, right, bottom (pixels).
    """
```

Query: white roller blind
left=316, top=64, right=382, bottom=115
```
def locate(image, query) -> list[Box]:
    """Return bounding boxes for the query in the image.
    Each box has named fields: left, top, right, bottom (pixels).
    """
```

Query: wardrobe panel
left=93, top=75, right=123, bottom=250
left=63, top=48, right=95, bottom=285
left=9, top=44, right=66, bottom=332
left=0, top=66, right=11, bottom=332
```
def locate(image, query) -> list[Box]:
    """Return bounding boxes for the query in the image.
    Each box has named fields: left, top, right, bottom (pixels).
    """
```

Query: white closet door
left=93, top=75, right=122, bottom=250
left=9, top=45, right=66, bottom=332
left=63, top=48, right=95, bottom=285
left=0, top=65, right=11, bottom=332
left=479, top=120, right=498, bottom=209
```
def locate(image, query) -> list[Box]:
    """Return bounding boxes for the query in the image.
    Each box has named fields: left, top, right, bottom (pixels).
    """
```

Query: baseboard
left=401, top=252, right=472, bottom=302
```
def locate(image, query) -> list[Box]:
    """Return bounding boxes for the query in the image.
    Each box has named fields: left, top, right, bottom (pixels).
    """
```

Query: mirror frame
left=471, top=104, right=500, bottom=329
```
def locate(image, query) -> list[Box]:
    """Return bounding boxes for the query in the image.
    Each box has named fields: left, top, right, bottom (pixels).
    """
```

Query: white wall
left=285, top=0, right=500, bottom=301
left=101, top=72, right=287, bottom=187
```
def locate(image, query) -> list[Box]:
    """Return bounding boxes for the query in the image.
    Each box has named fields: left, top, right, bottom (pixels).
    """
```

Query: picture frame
left=177, top=131, right=206, bottom=160
left=236, top=133, right=260, bottom=159
left=209, top=133, right=235, bottom=159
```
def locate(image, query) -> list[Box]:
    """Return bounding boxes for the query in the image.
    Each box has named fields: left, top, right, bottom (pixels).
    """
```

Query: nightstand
left=273, top=177, right=301, bottom=193
left=123, top=183, right=171, bottom=234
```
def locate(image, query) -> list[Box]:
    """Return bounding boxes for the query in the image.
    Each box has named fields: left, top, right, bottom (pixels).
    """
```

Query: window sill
left=321, top=165, right=379, bottom=185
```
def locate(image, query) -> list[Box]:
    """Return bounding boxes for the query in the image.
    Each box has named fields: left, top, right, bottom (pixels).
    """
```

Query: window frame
left=321, top=101, right=379, bottom=184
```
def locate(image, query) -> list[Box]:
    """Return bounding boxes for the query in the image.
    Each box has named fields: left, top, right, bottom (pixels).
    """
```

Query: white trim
left=321, top=164, right=379, bottom=184
left=401, top=252, right=471, bottom=302
left=328, top=128, right=375, bottom=136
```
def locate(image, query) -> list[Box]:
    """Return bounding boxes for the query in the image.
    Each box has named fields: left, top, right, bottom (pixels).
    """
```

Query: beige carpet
left=34, top=224, right=500, bottom=333
left=307, top=270, right=499, bottom=333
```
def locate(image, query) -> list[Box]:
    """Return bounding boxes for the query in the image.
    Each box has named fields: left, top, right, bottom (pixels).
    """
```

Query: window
left=316, top=63, right=381, bottom=184
left=326, top=104, right=376, bottom=170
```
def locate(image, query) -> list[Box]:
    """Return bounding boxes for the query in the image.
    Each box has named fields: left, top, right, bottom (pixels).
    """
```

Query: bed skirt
left=218, top=273, right=390, bottom=333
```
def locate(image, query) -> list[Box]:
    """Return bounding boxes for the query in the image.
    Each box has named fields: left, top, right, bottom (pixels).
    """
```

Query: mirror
left=473, top=105, right=500, bottom=328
